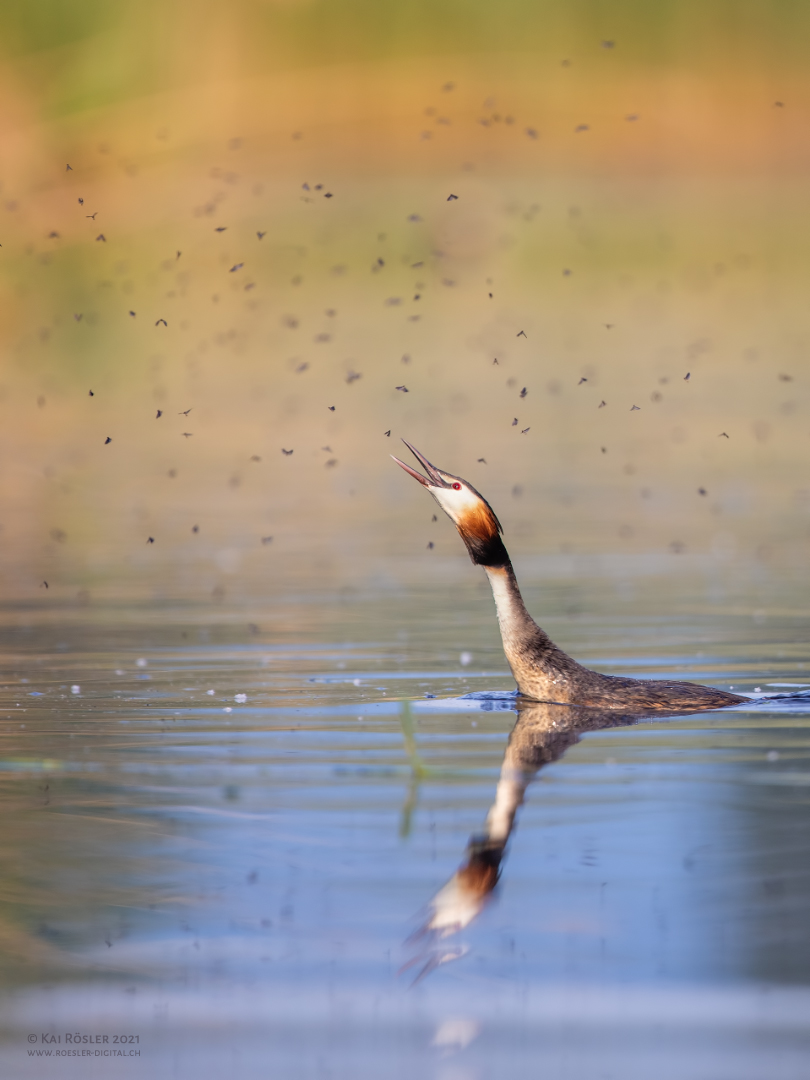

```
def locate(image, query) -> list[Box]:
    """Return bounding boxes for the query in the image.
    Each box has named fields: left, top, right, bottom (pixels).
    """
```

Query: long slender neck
left=482, top=556, right=584, bottom=701
left=484, top=562, right=536, bottom=644
left=455, top=516, right=585, bottom=701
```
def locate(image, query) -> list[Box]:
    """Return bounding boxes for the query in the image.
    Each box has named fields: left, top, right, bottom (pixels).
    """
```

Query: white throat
left=484, top=566, right=523, bottom=641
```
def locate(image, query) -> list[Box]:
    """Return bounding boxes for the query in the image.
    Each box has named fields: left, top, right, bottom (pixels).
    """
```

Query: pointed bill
left=391, top=454, right=431, bottom=486
left=392, top=440, right=451, bottom=487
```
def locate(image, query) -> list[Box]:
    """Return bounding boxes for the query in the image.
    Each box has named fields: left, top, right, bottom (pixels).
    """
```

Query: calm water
left=1, top=574, right=809, bottom=1079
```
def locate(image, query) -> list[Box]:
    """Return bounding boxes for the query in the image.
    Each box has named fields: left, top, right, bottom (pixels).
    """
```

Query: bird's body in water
left=392, top=441, right=745, bottom=711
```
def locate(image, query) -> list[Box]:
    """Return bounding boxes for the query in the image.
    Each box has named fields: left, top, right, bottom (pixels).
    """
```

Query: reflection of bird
left=413, top=699, right=659, bottom=943
left=392, top=441, right=744, bottom=710
left=404, top=693, right=724, bottom=980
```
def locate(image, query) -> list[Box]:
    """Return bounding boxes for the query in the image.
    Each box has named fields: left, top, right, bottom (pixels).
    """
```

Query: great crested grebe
left=392, top=440, right=745, bottom=711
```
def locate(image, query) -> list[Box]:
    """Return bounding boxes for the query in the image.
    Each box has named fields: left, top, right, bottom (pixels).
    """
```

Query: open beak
left=391, top=440, right=450, bottom=488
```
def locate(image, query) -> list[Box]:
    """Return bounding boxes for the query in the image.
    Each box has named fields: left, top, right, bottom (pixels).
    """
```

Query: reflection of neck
left=484, top=746, right=536, bottom=845
left=483, top=706, right=584, bottom=845
left=485, top=563, right=583, bottom=702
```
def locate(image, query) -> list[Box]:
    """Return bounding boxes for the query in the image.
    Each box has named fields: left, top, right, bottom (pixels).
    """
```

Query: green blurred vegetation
left=2, top=0, right=810, bottom=118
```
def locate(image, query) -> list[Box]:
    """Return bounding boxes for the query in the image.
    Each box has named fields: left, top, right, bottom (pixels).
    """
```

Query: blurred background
left=1, top=0, right=809, bottom=607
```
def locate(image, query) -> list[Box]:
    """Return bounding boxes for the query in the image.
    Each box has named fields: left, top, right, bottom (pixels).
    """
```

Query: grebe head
left=392, top=440, right=507, bottom=566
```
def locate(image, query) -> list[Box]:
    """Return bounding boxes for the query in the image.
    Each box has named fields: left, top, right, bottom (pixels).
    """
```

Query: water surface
left=1, top=572, right=809, bottom=1078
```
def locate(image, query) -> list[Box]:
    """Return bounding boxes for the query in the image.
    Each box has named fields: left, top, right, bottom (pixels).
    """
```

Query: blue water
left=1, top=592, right=809, bottom=1078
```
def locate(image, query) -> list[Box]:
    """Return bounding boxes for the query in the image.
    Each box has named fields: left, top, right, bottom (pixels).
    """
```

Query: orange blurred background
left=1, top=0, right=809, bottom=606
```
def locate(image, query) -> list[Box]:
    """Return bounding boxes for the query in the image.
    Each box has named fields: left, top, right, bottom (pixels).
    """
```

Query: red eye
left=452, top=482, right=462, bottom=490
